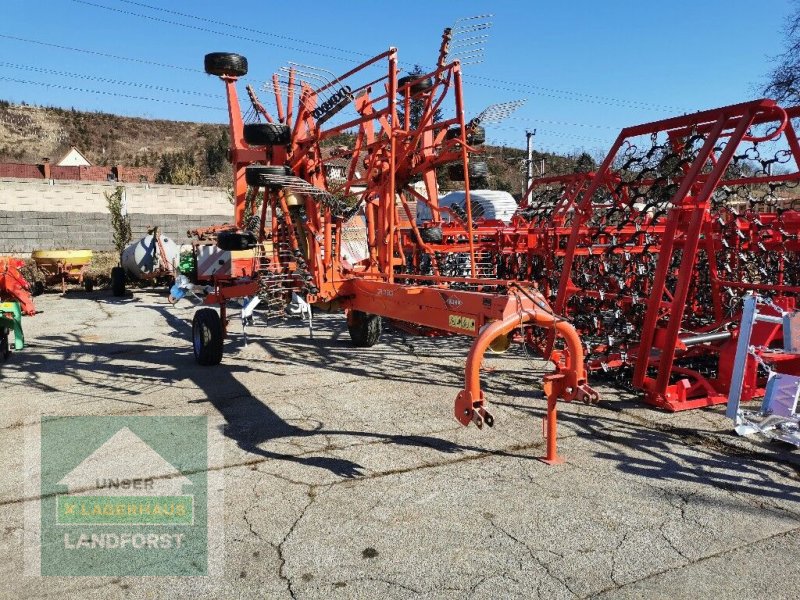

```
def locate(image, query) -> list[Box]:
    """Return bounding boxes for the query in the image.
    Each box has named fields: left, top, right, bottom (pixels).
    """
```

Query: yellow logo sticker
left=448, top=314, right=476, bottom=332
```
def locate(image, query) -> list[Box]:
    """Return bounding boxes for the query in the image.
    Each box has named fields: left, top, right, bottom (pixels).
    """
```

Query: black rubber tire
left=445, top=125, right=486, bottom=145
left=419, top=226, right=443, bottom=243
left=448, top=161, right=490, bottom=181
left=32, top=281, right=45, bottom=296
left=192, top=308, right=224, bottom=366
left=111, top=266, right=125, bottom=297
left=398, top=75, right=434, bottom=95
left=83, top=278, right=94, bottom=292
left=216, top=230, right=257, bottom=251
left=245, top=165, right=292, bottom=189
left=347, top=311, right=382, bottom=347
left=0, top=328, right=9, bottom=362
left=468, top=125, right=486, bottom=145
left=450, top=200, right=485, bottom=221
left=450, top=203, right=467, bottom=221
left=243, top=123, right=291, bottom=146
left=447, top=163, right=464, bottom=181
left=204, top=52, right=248, bottom=77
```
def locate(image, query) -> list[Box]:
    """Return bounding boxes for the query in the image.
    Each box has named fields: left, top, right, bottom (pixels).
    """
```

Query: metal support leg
left=541, top=382, right=565, bottom=465
left=726, top=294, right=758, bottom=420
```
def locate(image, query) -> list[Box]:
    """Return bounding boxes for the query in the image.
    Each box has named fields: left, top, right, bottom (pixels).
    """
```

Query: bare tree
left=765, top=3, right=800, bottom=103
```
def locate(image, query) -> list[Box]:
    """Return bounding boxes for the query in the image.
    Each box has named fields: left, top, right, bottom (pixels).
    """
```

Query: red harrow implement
left=195, top=29, right=597, bottom=459
left=405, top=100, right=800, bottom=411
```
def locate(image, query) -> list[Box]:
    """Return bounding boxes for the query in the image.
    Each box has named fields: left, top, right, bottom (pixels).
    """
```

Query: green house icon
left=57, top=427, right=193, bottom=496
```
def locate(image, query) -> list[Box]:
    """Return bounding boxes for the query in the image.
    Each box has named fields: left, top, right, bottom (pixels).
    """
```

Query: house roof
left=56, top=146, right=91, bottom=167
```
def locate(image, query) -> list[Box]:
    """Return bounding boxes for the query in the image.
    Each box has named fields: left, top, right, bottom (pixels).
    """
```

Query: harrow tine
left=452, top=15, right=493, bottom=35
left=450, top=50, right=486, bottom=66
left=441, top=14, right=493, bottom=66
left=279, top=67, right=336, bottom=101
left=267, top=79, right=318, bottom=113
left=472, top=99, right=527, bottom=125
left=287, top=61, right=349, bottom=96
left=449, top=35, right=490, bottom=50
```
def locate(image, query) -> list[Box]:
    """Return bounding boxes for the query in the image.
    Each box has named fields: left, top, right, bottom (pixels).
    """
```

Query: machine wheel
left=32, top=281, right=45, bottom=296
left=216, top=230, right=257, bottom=251
left=398, top=75, right=434, bottom=95
left=468, top=125, right=486, bottom=145
left=448, top=160, right=489, bottom=182
left=83, top=278, right=94, bottom=292
left=245, top=165, right=292, bottom=189
left=111, top=267, right=125, bottom=297
left=204, top=52, right=248, bottom=77
left=0, top=327, right=10, bottom=362
left=445, top=125, right=486, bottom=146
left=347, top=311, right=382, bottom=347
left=419, top=226, right=443, bottom=243
left=468, top=161, right=490, bottom=178
left=244, top=123, right=291, bottom=146
left=193, top=308, right=224, bottom=365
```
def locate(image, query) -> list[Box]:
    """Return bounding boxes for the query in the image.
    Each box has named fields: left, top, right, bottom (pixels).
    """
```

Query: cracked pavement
left=1, top=292, right=798, bottom=598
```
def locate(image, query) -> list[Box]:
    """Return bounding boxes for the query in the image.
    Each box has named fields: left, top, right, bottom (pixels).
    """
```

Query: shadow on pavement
left=9, top=298, right=800, bottom=499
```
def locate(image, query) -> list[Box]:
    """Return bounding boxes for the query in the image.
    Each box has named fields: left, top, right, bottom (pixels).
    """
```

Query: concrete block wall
left=0, top=178, right=235, bottom=255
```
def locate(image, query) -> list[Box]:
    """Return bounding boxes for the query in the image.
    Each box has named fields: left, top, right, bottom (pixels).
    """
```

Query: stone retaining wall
left=0, top=178, right=234, bottom=254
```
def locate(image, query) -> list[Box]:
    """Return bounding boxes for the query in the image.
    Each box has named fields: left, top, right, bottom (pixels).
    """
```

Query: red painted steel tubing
left=543, top=391, right=563, bottom=464
left=457, top=302, right=587, bottom=425
left=454, top=301, right=587, bottom=464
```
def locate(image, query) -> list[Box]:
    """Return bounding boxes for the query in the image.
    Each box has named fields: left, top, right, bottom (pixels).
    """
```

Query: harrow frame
left=404, top=100, right=800, bottom=411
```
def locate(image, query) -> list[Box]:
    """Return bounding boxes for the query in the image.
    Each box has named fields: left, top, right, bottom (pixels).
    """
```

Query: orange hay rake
left=193, top=28, right=597, bottom=460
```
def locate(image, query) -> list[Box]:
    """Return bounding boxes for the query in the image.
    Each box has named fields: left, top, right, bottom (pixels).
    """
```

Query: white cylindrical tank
left=121, top=233, right=179, bottom=279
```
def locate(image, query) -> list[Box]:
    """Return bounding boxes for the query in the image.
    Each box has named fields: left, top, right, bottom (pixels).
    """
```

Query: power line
left=463, top=78, right=658, bottom=112
left=117, top=0, right=370, bottom=59
left=463, top=74, right=685, bottom=112
left=1, top=27, right=679, bottom=118
left=0, top=61, right=220, bottom=98
left=487, top=123, right=609, bottom=144
left=71, top=0, right=364, bottom=63
left=0, top=76, right=225, bottom=111
left=1, top=17, right=686, bottom=122
left=486, top=136, right=605, bottom=150
left=503, top=115, right=619, bottom=130
left=0, top=33, right=202, bottom=73
left=467, top=85, right=626, bottom=112
left=488, top=144, right=605, bottom=154
left=69, top=1, right=689, bottom=114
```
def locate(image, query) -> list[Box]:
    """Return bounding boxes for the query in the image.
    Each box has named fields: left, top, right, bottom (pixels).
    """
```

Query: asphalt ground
left=1, top=290, right=798, bottom=599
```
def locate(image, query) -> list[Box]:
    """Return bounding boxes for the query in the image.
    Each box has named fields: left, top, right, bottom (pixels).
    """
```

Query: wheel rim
left=193, top=322, right=208, bottom=355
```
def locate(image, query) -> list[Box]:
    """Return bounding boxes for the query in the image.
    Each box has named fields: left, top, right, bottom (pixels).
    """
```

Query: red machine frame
left=403, top=100, right=800, bottom=411
left=196, top=34, right=598, bottom=461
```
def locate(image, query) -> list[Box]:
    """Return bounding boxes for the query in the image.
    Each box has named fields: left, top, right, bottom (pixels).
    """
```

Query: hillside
left=0, top=101, right=589, bottom=194
left=0, top=101, right=226, bottom=168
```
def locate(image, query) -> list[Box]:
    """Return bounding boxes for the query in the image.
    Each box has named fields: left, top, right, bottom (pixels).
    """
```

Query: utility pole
left=524, top=129, right=536, bottom=203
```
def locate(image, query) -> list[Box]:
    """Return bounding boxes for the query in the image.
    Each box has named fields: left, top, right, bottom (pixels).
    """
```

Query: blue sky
left=0, top=0, right=795, bottom=154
